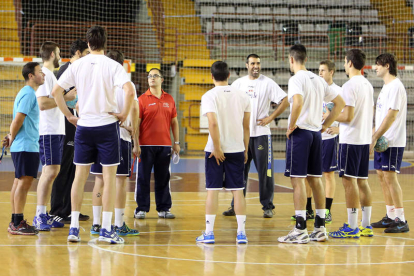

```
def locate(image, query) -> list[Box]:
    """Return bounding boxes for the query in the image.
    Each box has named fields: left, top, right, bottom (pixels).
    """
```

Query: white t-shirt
left=231, top=75, right=286, bottom=137
left=288, top=70, right=338, bottom=132
left=57, top=54, right=131, bottom=127
left=116, top=85, right=138, bottom=142
left=322, top=83, right=342, bottom=140
left=202, top=85, right=251, bottom=153
left=375, top=78, right=407, bottom=147
left=339, top=75, right=374, bottom=145
left=36, top=67, right=65, bottom=135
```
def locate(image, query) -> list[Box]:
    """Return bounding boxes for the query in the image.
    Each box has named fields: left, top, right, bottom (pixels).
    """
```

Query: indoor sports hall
left=1, top=0, right=414, bottom=275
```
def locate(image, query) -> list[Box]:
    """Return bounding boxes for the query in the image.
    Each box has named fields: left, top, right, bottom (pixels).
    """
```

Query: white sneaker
left=309, top=227, right=328, bottom=242
left=278, top=228, right=310, bottom=244
left=158, top=211, right=175, bottom=219
left=134, top=211, right=146, bottom=219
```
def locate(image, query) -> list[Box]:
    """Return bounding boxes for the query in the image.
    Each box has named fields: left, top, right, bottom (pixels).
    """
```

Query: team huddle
left=197, top=46, right=409, bottom=244
left=2, top=25, right=409, bottom=245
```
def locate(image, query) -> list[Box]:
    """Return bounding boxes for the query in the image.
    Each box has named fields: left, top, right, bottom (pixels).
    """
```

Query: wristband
left=174, top=141, right=180, bottom=145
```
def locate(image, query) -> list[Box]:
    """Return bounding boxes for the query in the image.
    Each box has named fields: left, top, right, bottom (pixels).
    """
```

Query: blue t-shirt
left=10, top=85, right=40, bottom=153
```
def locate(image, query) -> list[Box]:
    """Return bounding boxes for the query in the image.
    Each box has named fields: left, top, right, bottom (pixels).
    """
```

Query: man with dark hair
left=223, top=53, right=289, bottom=218
left=90, top=50, right=139, bottom=236
left=3, top=62, right=45, bottom=235
left=52, top=25, right=135, bottom=244
left=33, top=41, right=76, bottom=231
left=86, top=25, right=107, bottom=51
left=278, top=44, right=344, bottom=244
left=329, top=49, right=375, bottom=239
left=196, top=61, right=251, bottom=244
left=134, top=68, right=180, bottom=219
left=371, top=53, right=409, bottom=233
left=50, top=39, right=90, bottom=223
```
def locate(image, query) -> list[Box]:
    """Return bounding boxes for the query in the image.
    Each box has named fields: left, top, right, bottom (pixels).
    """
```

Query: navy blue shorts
left=39, top=135, right=65, bottom=166
left=322, top=136, right=338, bottom=173
left=285, top=128, right=322, bottom=178
left=374, top=147, right=404, bottom=173
left=74, top=122, right=120, bottom=166
left=205, top=151, right=244, bottom=190
left=91, top=139, right=132, bottom=176
left=339, top=143, right=369, bottom=179
left=11, top=151, right=40, bottom=179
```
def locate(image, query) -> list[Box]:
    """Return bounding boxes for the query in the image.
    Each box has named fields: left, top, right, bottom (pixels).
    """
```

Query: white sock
left=93, top=206, right=102, bottom=225
left=115, top=208, right=125, bottom=228
left=361, top=206, right=372, bottom=228
left=347, top=208, right=358, bottom=229
left=70, top=211, right=80, bottom=229
left=102, top=212, right=113, bottom=232
left=205, top=215, right=216, bottom=233
left=36, top=205, right=47, bottom=216
left=236, top=215, right=246, bottom=233
left=315, top=209, right=325, bottom=220
left=386, top=205, right=396, bottom=219
left=395, top=208, right=405, bottom=222
left=295, top=210, right=306, bottom=220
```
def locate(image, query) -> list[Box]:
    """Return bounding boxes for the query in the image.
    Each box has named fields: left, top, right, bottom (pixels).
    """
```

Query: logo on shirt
left=163, top=103, right=170, bottom=108
left=148, top=103, right=156, bottom=106
left=246, top=86, right=257, bottom=98
left=224, top=89, right=231, bottom=93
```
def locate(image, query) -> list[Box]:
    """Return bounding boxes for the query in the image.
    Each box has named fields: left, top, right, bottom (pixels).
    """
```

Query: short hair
left=320, top=59, right=336, bottom=74
left=39, top=41, right=58, bottom=61
left=106, top=50, right=124, bottom=66
left=289, top=44, right=307, bottom=64
left=22, top=62, right=40, bottom=81
left=86, top=26, right=107, bottom=51
left=246, top=54, right=260, bottom=63
left=375, top=53, right=397, bottom=76
left=211, top=61, right=229, bottom=81
left=148, top=68, right=163, bottom=77
left=345, top=49, right=366, bottom=70
left=70, top=39, right=88, bottom=57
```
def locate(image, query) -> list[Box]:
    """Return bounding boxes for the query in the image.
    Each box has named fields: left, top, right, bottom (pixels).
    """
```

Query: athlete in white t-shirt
left=370, top=53, right=409, bottom=233
left=52, top=26, right=135, bottom=244
left=90, top=50, right=139, bottom=237
left=278, top=45, right=345, bottom=244
left=318, top=60, right=342, bottom=223
left=33, top=42, right=77, bottom=231
left=196, top=61, right=251, bottom=244
left=223, top=54, right=289, bottom=218
left=330, top=49, right=375, bottom=239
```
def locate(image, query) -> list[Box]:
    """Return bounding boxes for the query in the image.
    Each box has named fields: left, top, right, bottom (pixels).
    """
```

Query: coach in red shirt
left=133, top=68, right=180, bottom=219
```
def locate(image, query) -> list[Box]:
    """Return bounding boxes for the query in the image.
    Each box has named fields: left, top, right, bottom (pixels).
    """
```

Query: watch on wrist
left=174, top=141, right=180, bottom=145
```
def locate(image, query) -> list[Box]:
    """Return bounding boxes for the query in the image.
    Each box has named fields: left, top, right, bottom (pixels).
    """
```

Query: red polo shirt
left=138, top=89, right=177, bottom=146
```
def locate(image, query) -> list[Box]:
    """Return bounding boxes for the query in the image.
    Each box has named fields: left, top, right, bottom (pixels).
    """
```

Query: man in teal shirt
left=3, top=62, right=45, bottom=235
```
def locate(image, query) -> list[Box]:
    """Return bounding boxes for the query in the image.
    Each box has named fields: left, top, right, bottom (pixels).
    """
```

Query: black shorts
left=11, top=151, right=40, bottom=179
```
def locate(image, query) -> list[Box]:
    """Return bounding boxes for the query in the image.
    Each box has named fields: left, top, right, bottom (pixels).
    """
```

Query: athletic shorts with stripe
left=285, top=128, right=322, bottom=178
left=374, top=147, right=404, bottom=173
left=91, top=139, right=132, bottom=176
left=338, top=143, right=369, bottom=179
left=322, top=136, right=339, bottom=173
left=39, top=135, right=65, bottom=166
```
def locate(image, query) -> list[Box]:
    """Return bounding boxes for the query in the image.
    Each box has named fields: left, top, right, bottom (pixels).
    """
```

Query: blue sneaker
left=99, top=226, right=125, bottom=244
left=67, top=227, right=81, bottom=242
left=236, top=231, right=248, bottom=244
left=46, top=213, right=64, bottom=228
left=329, top=223, right=360, bottom=239
left=196, top=231, right=215, bottom=244
left=33, top=214, right=52, bottom=231
left=115, top=222, right=139, bottom=236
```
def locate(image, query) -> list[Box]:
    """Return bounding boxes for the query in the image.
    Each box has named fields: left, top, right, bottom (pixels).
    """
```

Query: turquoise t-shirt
left=10, top=85, right=40, bottom=153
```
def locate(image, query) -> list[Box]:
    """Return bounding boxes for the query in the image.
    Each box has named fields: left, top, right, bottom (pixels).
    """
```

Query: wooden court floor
left=1, top=163, right=414, bottom=275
